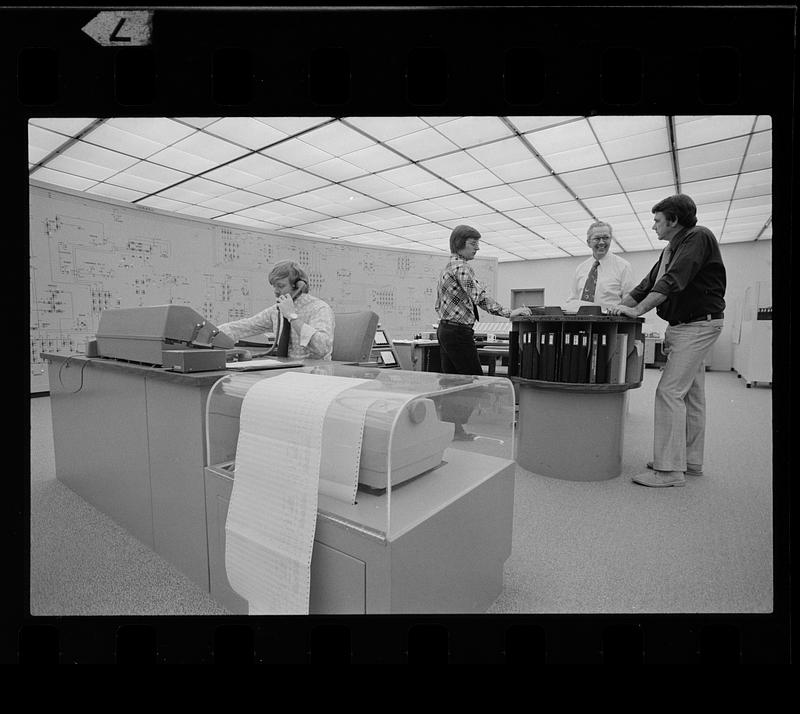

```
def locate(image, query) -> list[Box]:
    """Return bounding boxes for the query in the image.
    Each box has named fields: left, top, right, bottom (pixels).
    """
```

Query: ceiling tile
left=302, top=122, right=376, bottom=154
left=31, top=166, right=97, bottom=190
left=674, top=115, right=757, bottom=147
left=345, top=116, right=429, bottom=141
left=204, top=117, right=290, bottom=149
left=29, top=117, right=97, bottom=137
left=432, top=116, right=513, bottom=146
left=385, top=127, right=460, bottom=161
left=507, top=116, right=581, bottom=133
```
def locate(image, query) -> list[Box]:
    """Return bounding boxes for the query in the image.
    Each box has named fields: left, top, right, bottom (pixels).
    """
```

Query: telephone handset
left=276, top=279, right=307, bottom=306
left=266, top=279, right=307, bottom=355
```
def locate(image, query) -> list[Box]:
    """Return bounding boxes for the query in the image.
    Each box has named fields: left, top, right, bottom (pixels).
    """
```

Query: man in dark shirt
left=608, top=194, right=726, bottom=487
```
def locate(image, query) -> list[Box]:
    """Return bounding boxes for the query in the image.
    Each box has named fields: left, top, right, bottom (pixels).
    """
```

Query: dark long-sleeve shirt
left=628, top=224, right=726, bottom=325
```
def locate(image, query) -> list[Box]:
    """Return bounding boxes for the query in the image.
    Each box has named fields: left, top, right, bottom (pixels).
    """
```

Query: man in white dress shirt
left=567, top=221, right=635, bottom=308
left=218, top=260, right=335, bottom=360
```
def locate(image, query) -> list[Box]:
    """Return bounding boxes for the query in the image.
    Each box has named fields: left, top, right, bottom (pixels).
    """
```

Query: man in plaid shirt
left=435, top=225, right=531, bottom=439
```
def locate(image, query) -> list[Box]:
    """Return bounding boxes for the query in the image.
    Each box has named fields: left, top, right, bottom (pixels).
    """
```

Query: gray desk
left=43, top=353, right=300, bottom=590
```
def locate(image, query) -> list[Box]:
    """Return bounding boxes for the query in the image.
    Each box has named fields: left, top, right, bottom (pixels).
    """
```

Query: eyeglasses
left=589, top=235, right=611, bottom=242
left=466, top=239, right=481, bottom=246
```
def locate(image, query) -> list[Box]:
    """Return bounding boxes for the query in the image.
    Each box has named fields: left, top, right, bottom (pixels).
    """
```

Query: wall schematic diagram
left=30, top=184, right=497, bottom=392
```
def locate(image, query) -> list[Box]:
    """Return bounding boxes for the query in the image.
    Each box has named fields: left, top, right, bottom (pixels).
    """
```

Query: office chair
left=331, top=310, right=380, bottom=362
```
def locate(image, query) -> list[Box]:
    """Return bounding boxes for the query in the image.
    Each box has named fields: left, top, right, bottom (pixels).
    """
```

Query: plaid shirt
left=435, top=255, right=509, bottom=326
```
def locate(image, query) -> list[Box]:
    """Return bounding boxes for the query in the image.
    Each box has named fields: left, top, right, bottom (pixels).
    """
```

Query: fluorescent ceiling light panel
left=448, top=169, right=503, bottom=191
left=343, top=174, right=403, bottom=196
left=220, top=215, right=265, bottom=228
left=171, top=132, right=250, bottom=164
left=216, top=190, right=268, bottom=208
left=742, top=133, right=772, bottom=173
left=561, top=164, right=623, bottom=198
left=470, top=187, right=532, bottom=212
left=582, top=194, right=632, bottom=214
left=176, top=205, right=222, bottom=219
left=60, top=141, right=140, bottom=172
left=467, top=136, right=537, bottom=168
left=541, top=145, right=607, bottom=173
left=677, top=136, right=749, bottom=182
left=613, top=153, right=675, bottom=191
left=30, top=117, right=97, bottom=137
left=512, top=175, right=575, bottom=206
left=263, top=139, right=333, bottom=167
left=31, top=167, right=97, bottom=190
left=111, top=118, right=196, bottom=144
left=138, top=195, right=191, bottom=212
left=732, top=168, right=771, bottom=199
left=302, top=122, right=376, bottom=154
left=256, top=117, right=332, bottom=136
left=421, top=151, right=485, bottom=178
left=28, top=125, right=68, bottom=163
left=432, top=116, right=513, bottom=146
left=85, top=183, right=145, bottom=202
left=754, top=115, right=772, bottom=132
left=149, top=146, right=223, bottom=173
left=508, top=116, right=581, bottom=133
left=727, top=195, right=771, bottom=215
left=674, top=115, right=757, bottom=147
left=84, top=124, right=166, bottom=158
left=527, top=119, right=596, bottom=155
left=433, top=193, right=489, bottom=214
left=45, top=154, right=121, bottom=181
left=231, top=153, right=296, bottom=180
left=588, top=115, right=670, bottom=161
left=204, top=117, right=289, bottom=149
left=307, top=157, right=366, bottom=182
left=176, top=117, right=221, bottom=129
left=159, top=185, right=217, bottom=203
left=386, top=128, right=459, bottom=161
left=399, top=200, right=458, bottom=221
left=341, top=144, right=408, bottom=172
left=345, top=116, right=429, bottom=141
left=492, top=159, right=550, bottom=183
left=380, top=163, right=436, bottom=186
left=680, top=175, right=737, bottom=204
left=179, top=176, right=232, bottom=197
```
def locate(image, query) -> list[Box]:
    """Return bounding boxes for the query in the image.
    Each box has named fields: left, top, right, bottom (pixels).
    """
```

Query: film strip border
left=5, top=7, right=792, bottom=112
left=15, top=617, right=788, bottom=664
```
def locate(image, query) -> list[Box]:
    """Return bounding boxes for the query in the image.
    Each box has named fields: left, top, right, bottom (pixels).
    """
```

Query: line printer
left=94, top=305, right=235, bottom=370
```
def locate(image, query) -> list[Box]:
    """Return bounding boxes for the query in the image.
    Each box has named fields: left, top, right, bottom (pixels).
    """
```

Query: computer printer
left=346, top=395, right=454, bottom=489
left=209, top=376, right=457, bottom=491
left=95, top=305, right=234, bottom=366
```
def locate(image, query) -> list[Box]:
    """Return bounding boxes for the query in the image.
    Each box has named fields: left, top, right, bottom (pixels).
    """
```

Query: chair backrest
left=331, top=310, right=380, bottom=362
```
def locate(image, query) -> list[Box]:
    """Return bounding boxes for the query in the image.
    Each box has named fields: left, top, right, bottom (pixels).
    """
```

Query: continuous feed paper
left=224, top=372, right=371, bottom=614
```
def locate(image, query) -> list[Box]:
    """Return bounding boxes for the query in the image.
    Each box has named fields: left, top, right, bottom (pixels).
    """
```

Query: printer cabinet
left=204, top=448, right=515, bottom=615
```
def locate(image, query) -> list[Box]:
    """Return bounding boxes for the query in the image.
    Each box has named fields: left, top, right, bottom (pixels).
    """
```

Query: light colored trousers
left=653, top=319, right=723, bottom=472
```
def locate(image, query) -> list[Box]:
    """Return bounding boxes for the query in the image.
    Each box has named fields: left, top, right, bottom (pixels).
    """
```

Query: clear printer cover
left=204, top=363, right=515, bottom=540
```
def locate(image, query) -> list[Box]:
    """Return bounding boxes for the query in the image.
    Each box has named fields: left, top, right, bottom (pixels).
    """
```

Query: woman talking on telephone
left=218, top=260, right=335, bottom=360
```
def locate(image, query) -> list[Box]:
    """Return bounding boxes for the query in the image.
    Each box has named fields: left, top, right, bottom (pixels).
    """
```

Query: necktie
left=581, top=261, right=600, bottom=301
left=276, top=316, right=291, bottom=357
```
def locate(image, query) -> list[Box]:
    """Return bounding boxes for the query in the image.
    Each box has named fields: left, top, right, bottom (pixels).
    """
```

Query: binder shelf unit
left=509, top=314, right=645, bottom=482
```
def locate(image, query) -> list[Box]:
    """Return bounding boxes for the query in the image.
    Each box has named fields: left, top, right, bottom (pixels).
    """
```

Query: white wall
left=497, top=239, right=772, bottom=370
